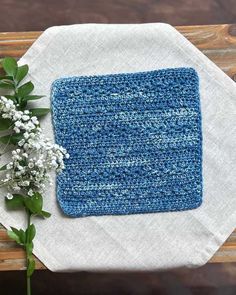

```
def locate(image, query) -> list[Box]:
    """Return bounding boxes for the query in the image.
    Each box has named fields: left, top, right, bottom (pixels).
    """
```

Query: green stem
left=26, top=210, right=31, bottom=295
left=0, top=178, right=20, bottom=187
left=27, top=276, right=31, bottom=295
left=0, top=133, right=12, bottom=155
left=0, top=180, right=12, bottom=187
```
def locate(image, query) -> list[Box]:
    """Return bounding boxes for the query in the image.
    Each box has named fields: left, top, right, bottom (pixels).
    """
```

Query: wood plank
left=0, top=24, right=236, bottom=270
left=0, top=225, right=45, bottom=270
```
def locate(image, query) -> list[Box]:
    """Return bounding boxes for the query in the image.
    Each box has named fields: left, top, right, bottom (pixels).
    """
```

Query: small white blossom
left=0, top=96, right=69, bottom=194
left=31, top=116, right=39, bottom=125
left=28, top=189, right=34, bottom=196
left=12, top=185, right=21, bottom=191
left=18, top=139, right=25, bottom=146
left=22, top=115, right=30, bottom=121
left=14, top=127, right=21, bottom=133
left=23, top=132, right=29, bottom=139
left=15, top=121, right=22, bottom=127
left=6, top=163, right=13, bottom=170
left=6, top=193, right=13, bottom=200
left=28, top=162, right=34, bottom=168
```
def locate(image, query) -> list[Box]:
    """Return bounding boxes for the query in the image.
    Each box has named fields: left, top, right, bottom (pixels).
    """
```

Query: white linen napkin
left=0, top=23, right=236, bottom=271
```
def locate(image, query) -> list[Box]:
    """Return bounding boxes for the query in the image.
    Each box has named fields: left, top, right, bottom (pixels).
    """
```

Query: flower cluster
left=0, top=96, right=69, bottom=195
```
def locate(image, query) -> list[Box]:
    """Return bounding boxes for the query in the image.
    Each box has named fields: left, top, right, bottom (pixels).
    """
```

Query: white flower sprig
left=0, top=57, right=69, bottom=295
left=0, top=96, right=69, bottom=194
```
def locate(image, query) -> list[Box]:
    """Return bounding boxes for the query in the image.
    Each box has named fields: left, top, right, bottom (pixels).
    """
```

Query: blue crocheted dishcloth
left=51, top=67, right=202, bottom=217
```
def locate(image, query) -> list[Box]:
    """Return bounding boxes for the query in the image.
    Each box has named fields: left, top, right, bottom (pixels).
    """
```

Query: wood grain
left=0, top=24, right=236, bottom=271
left=1, top=0, right=236, bottom=31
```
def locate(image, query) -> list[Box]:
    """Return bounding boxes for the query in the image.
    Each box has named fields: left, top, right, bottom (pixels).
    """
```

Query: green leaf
left=26, top=224, right=36, bottom=243
left=27, top=258, right=35, bottom=277
left=2, top=57, right=17, bottom=77
left=0, top=118, right=12, bottom=131
left=5, top=194, right=25, bottom=210
left=18, top=229, right=26, bottom=244
left=17, top=81, right=34, bottom=98
left=0, top=133, right=24, bottom=145
left=0, top=134, right=11, bottom=144
left=29, top=108, right=50, bottom=117
left=15, top=64, right=29, bottom=84
left=24, top=192, right=43, bottom=214
left=7, top=229, right=21, bottom=244
left=5, top=94, right=15, bottom=99
left=0, top=164, right=7, bottom=171
left=39, top=210, right=51, bottom=218
left=0, top=78, right=14, bottom=85
left=10, top=227, right=26, bottom=245
left=0, top=75, right=14, bottom=81
left=23, top=95, right=45, bottom=101
left=0, top=80, right=15, bottom=89
left=19, top=100, right=27, bottom=110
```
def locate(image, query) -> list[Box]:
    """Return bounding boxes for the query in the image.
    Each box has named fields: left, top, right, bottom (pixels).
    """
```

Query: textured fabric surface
left=51, top=68, right=202, bottom=217
left=0, top=23, right=236, bottom=271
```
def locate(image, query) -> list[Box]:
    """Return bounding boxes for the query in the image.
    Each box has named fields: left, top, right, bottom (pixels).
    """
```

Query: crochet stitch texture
left=51, top=67, right=202, bottom=217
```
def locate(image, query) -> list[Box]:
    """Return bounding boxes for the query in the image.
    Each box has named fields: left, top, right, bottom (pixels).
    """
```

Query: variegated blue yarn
left=51, top=67, right=202, bottom=217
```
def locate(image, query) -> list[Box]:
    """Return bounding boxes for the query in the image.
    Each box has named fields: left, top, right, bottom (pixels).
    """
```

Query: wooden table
left=0, top=24, right=236, bottom=271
